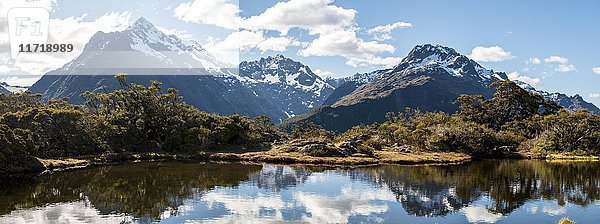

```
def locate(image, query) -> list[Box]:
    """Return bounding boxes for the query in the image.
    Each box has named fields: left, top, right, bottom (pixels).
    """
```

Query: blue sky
left=0, top=0, right=598, bottom=105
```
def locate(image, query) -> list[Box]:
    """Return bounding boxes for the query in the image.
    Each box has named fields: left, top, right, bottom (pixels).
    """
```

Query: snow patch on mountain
left=239, top=55, right=335, bottom=119
left=399, top=44, right=503, bottom=83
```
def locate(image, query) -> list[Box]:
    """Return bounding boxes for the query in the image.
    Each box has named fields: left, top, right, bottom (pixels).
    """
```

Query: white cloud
left=555, top=63, right=577, bottom=72
left=528, top=57, right=541, bottom=64
left=367, top=21, right=412, bottom=41
left=257, top=37, right=296, bottom=52
left=245, top=0, right=357, bottom=35
left=204, top=30, right=297, bottom=53
left=174, top=0, right=398, bottom=67
left=592, top=67, right=600, bottom=74
left=589, top=93, right=600, bottom=98
left=313, top=69, right=335, bottom=78
left=173, top=0, right=357, bottom=35
left=508, top=71, right=541, bottom=86
left=543, top=56, right=576, bottom=72
left=346, top=56, right=402, bottom=68
left=8, top=12, right=132, bottom=75
left=469, top=46, right=513, bottom=62
left=173, top=0, right=242, bottom=30
left=155, top=26, right=193, bottom=41
left=299, top=29, right=398, bottom=67
left=543, top=56, right=568, bottom=64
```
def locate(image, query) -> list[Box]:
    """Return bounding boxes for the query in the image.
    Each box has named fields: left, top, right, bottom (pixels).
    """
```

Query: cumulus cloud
left=469, top=46, right=513, bottom=62
left=346, top=56, right=402, bottom=68
left=590, top=93, right=600, bottom=98
left=246, top=0, right=356, bottom=35
left=299, top=29, right=397, bottom=67
left=173, top=0, right=242, bottom=30
left=367, top=21, right=412, bottom=41
left=592, top=67, right=600, bottom=74
left=173, top=0, right=356, bottom=35
left=543, top=56, right=576, bottom=72
left=173, top=0, right=401, bottom=67
left=204, top=30, right=302, bottom=54
left=508, top=71, right=541, bottom=86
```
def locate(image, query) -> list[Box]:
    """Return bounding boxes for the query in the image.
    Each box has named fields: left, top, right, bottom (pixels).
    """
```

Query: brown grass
left=558, top=217, right=576, bottom=224
left=376, top=150, right=471, bottom=165
left=40, top=158, right=89, bottom=169
left=37, top=148, right=473, bottom=173
left=209, top=150, right=471, bottom=166
left=546, top=154, right=599, bottom=162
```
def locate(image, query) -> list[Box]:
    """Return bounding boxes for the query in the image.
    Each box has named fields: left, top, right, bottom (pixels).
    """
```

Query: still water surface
left=0, top=160, right=598, bottom=223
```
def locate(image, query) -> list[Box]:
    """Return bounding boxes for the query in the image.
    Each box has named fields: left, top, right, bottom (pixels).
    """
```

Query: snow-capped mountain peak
left=392, top=44, right=507, bottom=85
left=128, top=17, right=155, bottom=32
left=49, top=17, right=230, bottom=75
left=126, top=17, right=206, bottom=53
left=239, top=55, right=335, bottom=118
left=400, top=44, right=460, bottom=64
left=240, top=55, right=332, bottom=91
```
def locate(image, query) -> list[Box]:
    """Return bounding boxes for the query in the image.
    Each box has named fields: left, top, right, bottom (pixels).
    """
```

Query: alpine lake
left=0, top=160, right=598, bottom=223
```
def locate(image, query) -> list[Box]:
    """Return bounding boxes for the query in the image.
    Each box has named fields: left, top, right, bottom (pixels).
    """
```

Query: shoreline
left=36, top=151, right=600, bottom=175
left=39, top=151, right=472, bottom=174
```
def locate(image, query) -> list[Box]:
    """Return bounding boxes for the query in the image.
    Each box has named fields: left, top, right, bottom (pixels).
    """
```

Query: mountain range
left=285, top=44, right=600, bottom=131
left=28, top=17, right=333, bottom=122
left=20, top=18, right=599, bottom=130
left=284, top=44, right=510, bottom=131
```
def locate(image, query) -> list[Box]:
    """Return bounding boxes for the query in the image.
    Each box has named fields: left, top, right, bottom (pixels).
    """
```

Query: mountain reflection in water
left=0, top=160, right=598, bottom=223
